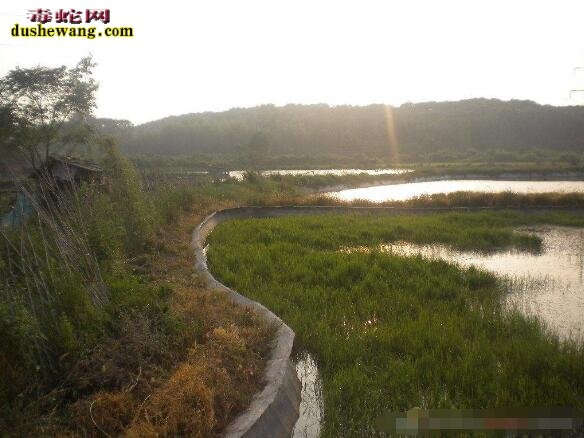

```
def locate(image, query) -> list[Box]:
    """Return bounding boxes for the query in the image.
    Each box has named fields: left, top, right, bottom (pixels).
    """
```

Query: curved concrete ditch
left=193, top=209, right=304, bottom=438
left=193, top=205, right=584, bottom=437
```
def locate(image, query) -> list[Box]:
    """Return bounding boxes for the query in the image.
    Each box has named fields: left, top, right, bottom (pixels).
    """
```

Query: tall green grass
left=0, top=145, right=176, bottom=409
left=207, top=212, right=584, bottom=436
left=0, top=192, right=15, bottom=215
left=0, top=147, right=319, bottom=403
left=2, top=147, right=288, bottom=434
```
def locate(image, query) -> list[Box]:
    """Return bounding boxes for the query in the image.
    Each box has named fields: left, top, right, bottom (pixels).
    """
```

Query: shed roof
left=48, top=156, right=103, bottom=173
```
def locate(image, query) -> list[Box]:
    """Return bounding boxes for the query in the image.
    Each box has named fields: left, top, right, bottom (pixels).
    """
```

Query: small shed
left=33, top=156, right=103, bottom=184
left=2, top=156, right=103, bottom=227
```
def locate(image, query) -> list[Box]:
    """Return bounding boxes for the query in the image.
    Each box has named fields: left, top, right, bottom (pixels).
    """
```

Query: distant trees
left=0, top=56, right=98, bottom=168
left=245, top=131, right=270, bottom=168
left=120, top=100, right=584, bottom=164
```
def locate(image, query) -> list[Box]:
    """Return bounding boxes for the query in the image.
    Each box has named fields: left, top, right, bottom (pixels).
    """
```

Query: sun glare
left=384, top=105, right=399, bottom=164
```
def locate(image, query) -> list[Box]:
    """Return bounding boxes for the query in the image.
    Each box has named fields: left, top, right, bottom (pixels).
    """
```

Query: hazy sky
left=1, top=0, right=584, bottom=124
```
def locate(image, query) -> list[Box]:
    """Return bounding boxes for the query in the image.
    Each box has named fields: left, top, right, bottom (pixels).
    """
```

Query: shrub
left=0, top=143, right=166, bottom=405
left=81, top=186, right=126, bottom=274
left=101, top=140, right=155, bottom=255
left=0, top=209, right=105, bottom=396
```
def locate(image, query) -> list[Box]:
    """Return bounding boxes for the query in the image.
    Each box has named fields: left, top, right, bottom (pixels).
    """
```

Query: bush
left=0, top=215, right=104, bottom=397
left=0, top=142, right=173, bottom=407
left=152, top=185, right=202, bottom=224
left=79, top=186, right=126, bottom=274
left=105, top=275, right=178, bottom=333
left=101, top=140, right=155, bottom=255
left=0, top=300, right=44, bottom=404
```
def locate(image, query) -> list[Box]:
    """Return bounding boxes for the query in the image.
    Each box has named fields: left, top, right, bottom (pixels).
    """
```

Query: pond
left=228, top=168, right=411, bottom=180
left=343, top=226, right=584, bottom=341
left=291, top=226, right=584, bottom=437
left=329, top=180, right=584, bottom=202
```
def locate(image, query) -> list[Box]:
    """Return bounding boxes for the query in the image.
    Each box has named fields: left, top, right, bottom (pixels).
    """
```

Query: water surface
left=292, top=352, right=324, bottom=438
left=344, top=226, right=584, bottom=341
left=330, top=180, right=584, bottom=202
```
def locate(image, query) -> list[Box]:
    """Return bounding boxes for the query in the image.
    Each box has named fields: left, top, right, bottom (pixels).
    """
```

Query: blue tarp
left=1, top=191, right=33, bottom=227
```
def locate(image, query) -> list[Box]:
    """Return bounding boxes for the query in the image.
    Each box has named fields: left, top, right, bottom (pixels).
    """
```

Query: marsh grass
left=207, top=211, right=584, bottom=436
left=137, top=162, right=584, bottom=212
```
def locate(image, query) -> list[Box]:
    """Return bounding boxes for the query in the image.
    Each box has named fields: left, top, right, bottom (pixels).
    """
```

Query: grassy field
left=410, top=161, right=584, bottom=177
left=207, top=211, right=584, bottom=436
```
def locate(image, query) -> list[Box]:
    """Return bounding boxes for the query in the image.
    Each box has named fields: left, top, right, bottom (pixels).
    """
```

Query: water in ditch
left=291, top=352, right=324, bottom=438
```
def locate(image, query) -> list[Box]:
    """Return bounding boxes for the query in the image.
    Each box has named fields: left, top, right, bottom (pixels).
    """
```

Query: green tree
left=0, top=103, right=15, bottom=149
left=0, top=56, right=98, bottom=168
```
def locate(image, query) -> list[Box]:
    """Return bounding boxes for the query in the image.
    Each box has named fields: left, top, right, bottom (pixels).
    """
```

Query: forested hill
left=119, top=99, right=584, bottom=163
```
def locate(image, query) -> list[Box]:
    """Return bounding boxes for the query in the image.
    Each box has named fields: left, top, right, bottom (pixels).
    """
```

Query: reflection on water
left=330, top=180, right=584, bottom=202
left=228, top=168, right=410, bottom=180
left=343, top=227, right=584, bottom=341
left=292, top=352, right=324, bottom=438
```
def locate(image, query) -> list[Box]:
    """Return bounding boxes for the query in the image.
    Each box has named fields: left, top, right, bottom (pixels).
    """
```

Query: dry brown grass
left=10, top=213, right=273, bottom=437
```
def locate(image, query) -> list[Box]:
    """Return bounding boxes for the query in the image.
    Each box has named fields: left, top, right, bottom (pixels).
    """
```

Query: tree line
left=116, top=99, right=584, bottom=165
